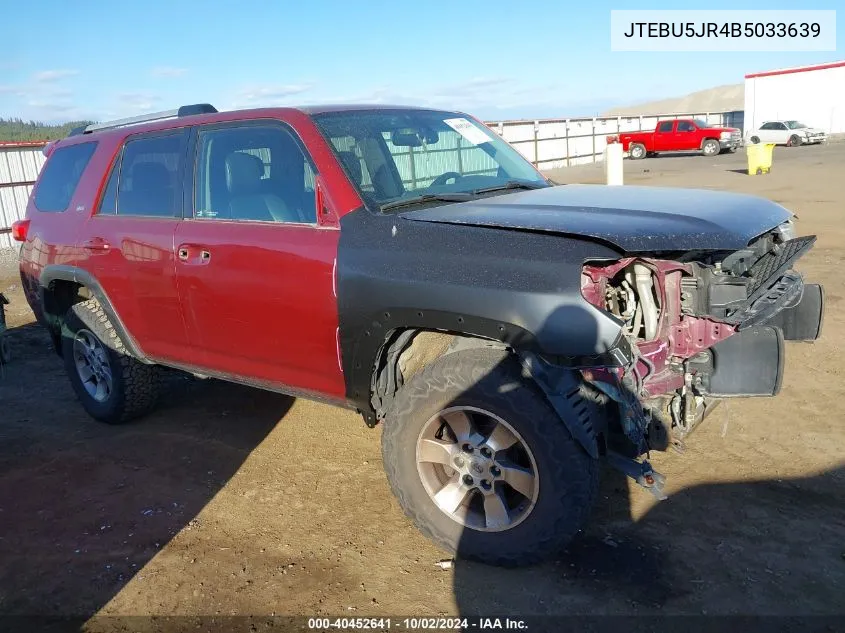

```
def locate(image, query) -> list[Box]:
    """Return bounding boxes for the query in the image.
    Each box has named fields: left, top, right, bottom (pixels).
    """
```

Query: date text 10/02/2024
left=307, top=617, right=529, bottom=630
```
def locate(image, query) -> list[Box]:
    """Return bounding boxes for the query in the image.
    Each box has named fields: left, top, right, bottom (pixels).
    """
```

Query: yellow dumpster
left=746, top=142, right=775, bottom=175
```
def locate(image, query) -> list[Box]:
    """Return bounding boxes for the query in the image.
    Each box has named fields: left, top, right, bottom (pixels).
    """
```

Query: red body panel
left=79, top=216, right=189, bottom=361
left=19, top=108, right=365, bottom=402
left=172, top=220, right=345, bottom=399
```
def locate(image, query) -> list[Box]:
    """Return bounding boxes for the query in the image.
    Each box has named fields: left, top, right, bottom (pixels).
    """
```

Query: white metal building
left=744, top=60, right=845, bottom=135
left=0, top=142, right=46, bottom=250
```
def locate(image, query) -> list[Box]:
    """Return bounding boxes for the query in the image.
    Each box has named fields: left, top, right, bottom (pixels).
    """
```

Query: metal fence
left=0, top=142, right=46, bottom=249
left=484, top=110, right=745, bottom=169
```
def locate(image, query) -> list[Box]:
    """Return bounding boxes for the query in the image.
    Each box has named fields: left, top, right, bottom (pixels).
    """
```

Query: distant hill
left=0, top=118, right=93, bottom=142
left=602, top=84, right=744, bottom=116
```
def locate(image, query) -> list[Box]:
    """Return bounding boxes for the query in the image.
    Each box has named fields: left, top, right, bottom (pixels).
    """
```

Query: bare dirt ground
left=0, top=144, right=843, bottom=629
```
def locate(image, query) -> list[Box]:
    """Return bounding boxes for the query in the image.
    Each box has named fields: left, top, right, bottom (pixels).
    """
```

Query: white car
left=748, top=120, right=828, bottom=146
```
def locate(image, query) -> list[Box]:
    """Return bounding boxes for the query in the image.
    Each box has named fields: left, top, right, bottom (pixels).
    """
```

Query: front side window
left=34, top=141, right=97, bottom=212
left=312, top=109, right=548, bottom=211
left=116, top=131, right=188, bottom=217
left=677, top=121, right=695, bottom=132
left=194, top=123, right=317, bottom=224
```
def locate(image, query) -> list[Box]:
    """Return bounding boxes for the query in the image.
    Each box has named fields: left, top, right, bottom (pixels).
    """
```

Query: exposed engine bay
left=579, top=221, right=824, bottom=461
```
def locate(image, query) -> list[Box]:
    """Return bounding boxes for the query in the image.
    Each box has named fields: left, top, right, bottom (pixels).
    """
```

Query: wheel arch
left=359, top=314, right=532, bottom=426
left=39, top=265, right=149, bottom=361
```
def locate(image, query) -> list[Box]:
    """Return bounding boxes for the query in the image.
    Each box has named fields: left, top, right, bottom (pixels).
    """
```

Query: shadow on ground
left=453, top=465, right=844, bottom=628
left=0, top=322, right=293, bottom=619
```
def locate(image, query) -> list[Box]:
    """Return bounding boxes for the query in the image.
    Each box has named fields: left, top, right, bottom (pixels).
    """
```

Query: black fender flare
left=39, top=265, right=150, bottom=362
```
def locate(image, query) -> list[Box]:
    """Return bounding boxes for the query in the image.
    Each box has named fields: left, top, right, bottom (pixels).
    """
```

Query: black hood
left=400, top=184, right=793, bottom=252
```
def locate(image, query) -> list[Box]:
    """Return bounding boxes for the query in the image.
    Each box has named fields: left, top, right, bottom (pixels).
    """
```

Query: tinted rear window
left=34, top=142, right=97, bottom=212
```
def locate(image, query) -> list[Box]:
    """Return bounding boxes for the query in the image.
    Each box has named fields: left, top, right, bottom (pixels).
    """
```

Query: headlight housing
left=720, top=131, right=731, bottom=139
left=775, top=219, right=796, bottom=242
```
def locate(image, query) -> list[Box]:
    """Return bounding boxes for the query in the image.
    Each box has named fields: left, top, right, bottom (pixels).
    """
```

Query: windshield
left=312, top=109, right=549, bottom=210
left=786, top=120, right=809, bottom=129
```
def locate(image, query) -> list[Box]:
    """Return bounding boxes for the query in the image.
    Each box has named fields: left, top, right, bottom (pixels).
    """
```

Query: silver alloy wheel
left=703, top=140, right=719, bottom=155
left=630, top=144, right=645, bottom=159
left=415, top=406, right=539, bottom=532
left=72, top=329, right=113, bottom=402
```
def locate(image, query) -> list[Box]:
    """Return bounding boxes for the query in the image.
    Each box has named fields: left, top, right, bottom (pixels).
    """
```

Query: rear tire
left=750, top=136, right=760, bottom=144
left=61, top=299, right=160, bottom=424
left=381, top=347, right=599, bottom=567
left=629, top=143, right=646, bottom=160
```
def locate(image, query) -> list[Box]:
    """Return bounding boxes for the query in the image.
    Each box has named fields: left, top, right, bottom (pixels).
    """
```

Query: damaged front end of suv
left=577, top=219, right=823, bottom=497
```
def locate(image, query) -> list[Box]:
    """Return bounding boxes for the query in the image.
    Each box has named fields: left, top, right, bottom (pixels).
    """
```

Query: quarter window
left=34, top=142, right=97, bottom=212
left=194, top=124, right=317, bottom=224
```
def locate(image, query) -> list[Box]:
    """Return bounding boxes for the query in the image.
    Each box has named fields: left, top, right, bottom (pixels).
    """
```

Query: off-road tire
left=629, top=143, right=646, bottom=159
left=702, top=139, right=720, bottom=156
left=381, top=347, right=599, bottom=567
left=61, top=299, right=160, bottom=424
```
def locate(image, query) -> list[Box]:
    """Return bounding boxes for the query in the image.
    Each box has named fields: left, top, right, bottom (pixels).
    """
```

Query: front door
left=79, top=128, right=193, bottom=362
left=675, top=120, right=700, bottom=150
left=173, top=120, right=345, bottom=399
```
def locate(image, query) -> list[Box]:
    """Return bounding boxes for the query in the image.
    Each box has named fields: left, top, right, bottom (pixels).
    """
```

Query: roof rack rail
left=68, top=103, right=218, bottom=137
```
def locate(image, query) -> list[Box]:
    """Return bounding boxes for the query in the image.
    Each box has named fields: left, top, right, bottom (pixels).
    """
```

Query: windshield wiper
left=380, top=193, right=473, bottom=212
left=471, top=180, right=548, bottom=195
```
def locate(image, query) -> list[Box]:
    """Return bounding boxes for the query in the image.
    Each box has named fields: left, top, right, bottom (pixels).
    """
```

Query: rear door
left=653, top=121, right=675, bottom=151
left=173, top=119, right=345, bottom=399
left=79, top=128, right=194, bottom=363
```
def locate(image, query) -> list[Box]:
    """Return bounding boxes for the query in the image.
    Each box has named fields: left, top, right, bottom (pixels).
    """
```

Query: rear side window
left=111, top=130, right=188, bottom=217
left=657, top=121, right=673, bottom=133
left=33, top=142, right=97, bottom=212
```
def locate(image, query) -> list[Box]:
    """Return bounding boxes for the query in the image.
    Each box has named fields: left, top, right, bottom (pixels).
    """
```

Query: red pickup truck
left=617, top=118, right=742, bottom=159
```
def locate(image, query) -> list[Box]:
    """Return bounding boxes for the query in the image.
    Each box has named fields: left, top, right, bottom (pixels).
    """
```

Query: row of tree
left=0, top=117, right=93, bottom=142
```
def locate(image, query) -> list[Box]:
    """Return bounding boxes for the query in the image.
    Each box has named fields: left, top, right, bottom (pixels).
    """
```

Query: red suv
left=14, top=103, right=824, bottom=566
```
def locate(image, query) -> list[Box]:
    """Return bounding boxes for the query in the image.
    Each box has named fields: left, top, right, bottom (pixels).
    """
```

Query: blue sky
left=1, top=0, right=841, bottom=123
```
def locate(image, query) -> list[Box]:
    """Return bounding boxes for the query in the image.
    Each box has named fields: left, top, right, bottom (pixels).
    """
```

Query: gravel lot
left=0, top=143, right=843, bottom=628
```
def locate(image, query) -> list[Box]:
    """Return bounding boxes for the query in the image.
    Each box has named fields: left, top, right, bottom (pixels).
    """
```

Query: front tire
left=381, top=347, right=599, bottom=567
left=788, top=134, right=803, bottom=147
left=702, top=139, right=720, bottom=156
left=61, top=299, right=160, bottom=424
